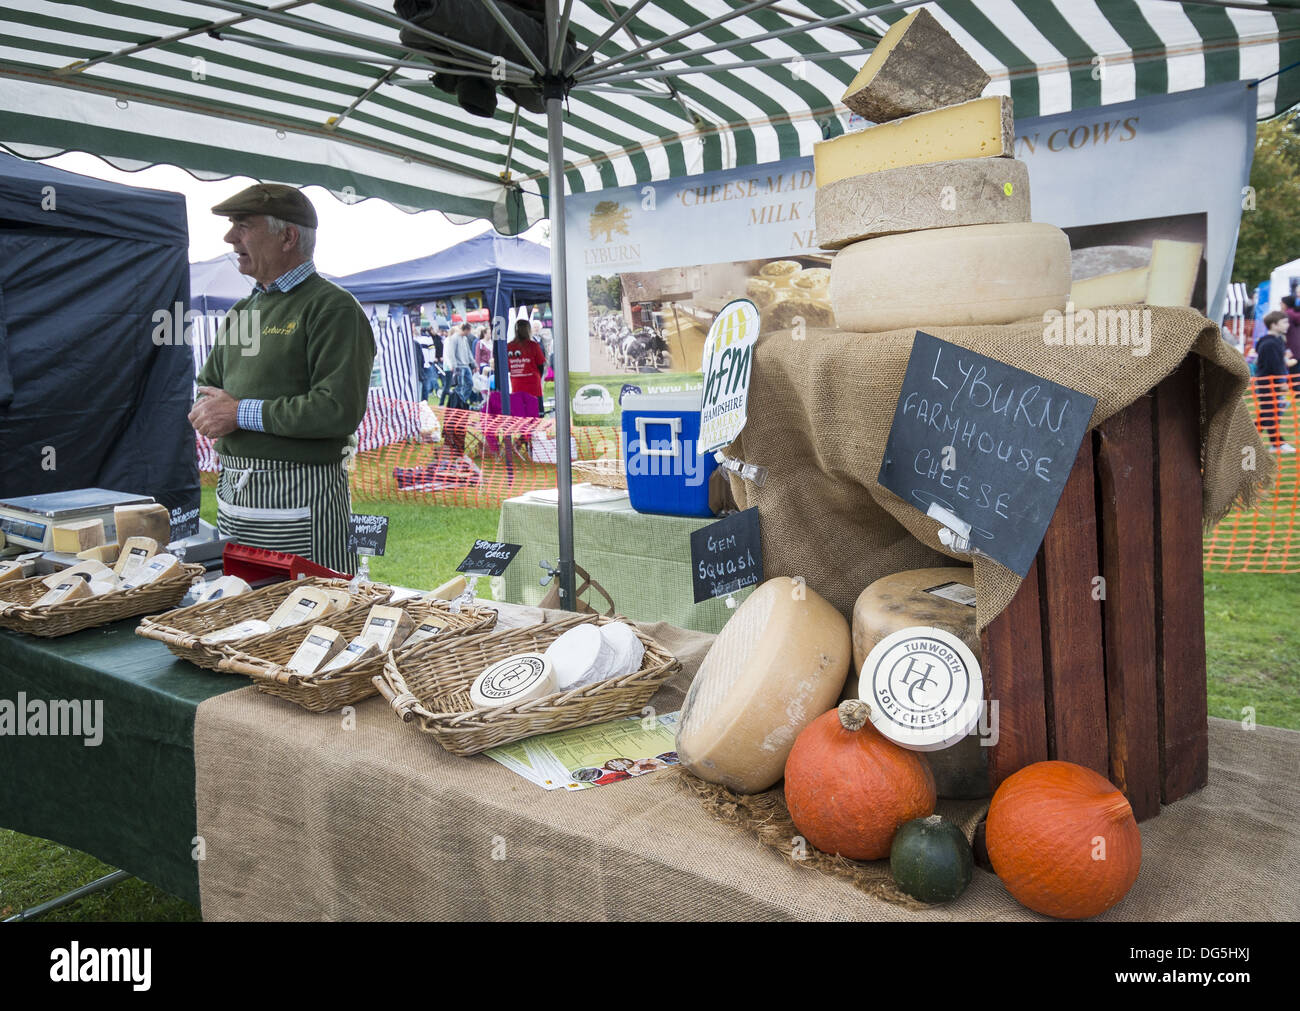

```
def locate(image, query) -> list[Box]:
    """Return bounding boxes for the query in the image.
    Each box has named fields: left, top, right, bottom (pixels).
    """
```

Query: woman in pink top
left=474, top=326, right=493, bottom=371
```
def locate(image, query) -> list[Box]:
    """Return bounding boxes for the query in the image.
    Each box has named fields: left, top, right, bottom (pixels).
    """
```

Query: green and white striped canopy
left=3, top=0, right=1298, bottom=232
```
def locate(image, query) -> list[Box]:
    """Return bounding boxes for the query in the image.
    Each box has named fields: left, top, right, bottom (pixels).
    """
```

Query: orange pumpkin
left=986, top=760, right=1142, bottom=919
left=784, top=699, right=936, bottom=860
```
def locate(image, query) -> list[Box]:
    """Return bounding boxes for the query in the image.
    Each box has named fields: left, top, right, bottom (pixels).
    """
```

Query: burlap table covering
left=725, top=306, right=1271, bottom=630
left=194, top=603, right=1299, bottom=920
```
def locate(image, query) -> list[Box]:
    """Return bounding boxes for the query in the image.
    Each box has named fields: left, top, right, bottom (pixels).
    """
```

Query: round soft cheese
left=829, top=222, right=1070, bottom=332
left=599, top=621, right=645, bottom=680
left=848, top=567, right=979, bottom=699
left=545, top=624, right=615, bottom=690
left=676, top=576, right=851, bottom=794
left=470, top=653, right=556, bottom=709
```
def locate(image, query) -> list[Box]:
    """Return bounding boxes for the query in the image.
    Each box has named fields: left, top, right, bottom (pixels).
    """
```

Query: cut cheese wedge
left=842, top=7, right=990, bottom=123
left=41, top=560, right=109, bottom=590
left=676, top=577, right=851, bottom=794
left=1069, top=266, right=1149, bottom=310
left=200, top=619, right=272, bottom=645
left=814, top=96, right=1014, bottom=189
left=122, top=552, right=182, bottom=588
left=816, top=157, right=1030, bottom=249
left=287, top=626, right=347, bottom=676
left=429, top=575, right=467, bottom=600
left=829, top=222, right=1071, bottom=332
left=52, top=518, right=105, bottom=553
left=113, top=536, right=159, bottom=580
left=1145, top=239, right=1203, bottom=307
left=266, top=585, right=337, bottom=631
left=34, top=578, right=93, bottom=607
left=114, top=503, right=170, bottom=546
left=77, top=542, right=120, bottom=564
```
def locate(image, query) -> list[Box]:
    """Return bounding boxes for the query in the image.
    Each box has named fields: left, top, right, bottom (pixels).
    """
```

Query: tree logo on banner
left=699, top=299, right=760, bottom=454
left=589, top=200, right=631, bottom=242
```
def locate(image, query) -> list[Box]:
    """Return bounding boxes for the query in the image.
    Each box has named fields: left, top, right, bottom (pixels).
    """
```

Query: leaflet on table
left=485, top=712, right=681, bottom=790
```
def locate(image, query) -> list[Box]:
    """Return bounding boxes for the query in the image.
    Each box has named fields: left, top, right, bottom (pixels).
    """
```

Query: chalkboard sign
left=878, top=332, right=1096, bottom=578
left=347, top=514, right=389, bottom=556
left=690, top=508, right=763, bottom=603
left=457, top=540, right=522, bottom=577
left=168, top=502, right=200, bottom=541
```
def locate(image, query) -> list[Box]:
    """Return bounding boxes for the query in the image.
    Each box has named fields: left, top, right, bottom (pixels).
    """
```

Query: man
left=435, top=321, right=452, bottom=405
left=1255, top=310, right=1295, bottom=454
left=445, top=322, right=476, bottom=408
left=188, top=183, right=375, bottom=574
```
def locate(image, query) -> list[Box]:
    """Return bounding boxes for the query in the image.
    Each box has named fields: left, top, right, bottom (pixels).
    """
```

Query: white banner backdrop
left=564, top=82, right=1256, bottom=375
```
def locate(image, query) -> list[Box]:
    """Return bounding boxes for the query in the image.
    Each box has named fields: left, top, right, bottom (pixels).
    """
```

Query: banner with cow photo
left=563, top=81, right=1256, bottom=420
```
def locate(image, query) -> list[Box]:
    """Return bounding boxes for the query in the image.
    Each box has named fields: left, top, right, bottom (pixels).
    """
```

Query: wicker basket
left=219, top=599, right=499, bottom=712
left=572, top=458, right=626, bottom=490
left=0, top=564, right=205, bottom=638
left=135, top=577, right=389, bottom=670
left=373, top=613, right=680, bottom=756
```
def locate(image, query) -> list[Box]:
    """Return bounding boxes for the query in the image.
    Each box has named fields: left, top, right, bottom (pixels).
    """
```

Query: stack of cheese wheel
left=813, top=7, right=1070, bottom=332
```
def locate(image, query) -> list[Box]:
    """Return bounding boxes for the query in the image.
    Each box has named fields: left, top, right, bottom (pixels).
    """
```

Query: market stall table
left=193, top=613, right=1300, bottom=922
left=496, top=490, right=750, bottom=632
left=0, top=620, right=242, bottom=905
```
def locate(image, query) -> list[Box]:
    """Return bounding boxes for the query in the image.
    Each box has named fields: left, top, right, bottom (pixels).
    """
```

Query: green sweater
left=196, top=273, right=375, bottom=465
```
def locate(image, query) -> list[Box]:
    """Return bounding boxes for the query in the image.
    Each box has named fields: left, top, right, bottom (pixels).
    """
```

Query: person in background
left=437, top=321, right=455, bottom=407
left=415, top=325, right=439, bottom=402
left=1256, top=310, right=1295, bottom=454
left=446, top=322, right=476, bottom=409
left=1281, top=295, right=1300, bottom=393
left=507, top=318, right=548, bottom=417
left=474, top=324, right=493, bottom=374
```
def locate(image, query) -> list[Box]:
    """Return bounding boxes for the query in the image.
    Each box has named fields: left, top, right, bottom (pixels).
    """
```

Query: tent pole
left=546, top=0, right=577, bottom=611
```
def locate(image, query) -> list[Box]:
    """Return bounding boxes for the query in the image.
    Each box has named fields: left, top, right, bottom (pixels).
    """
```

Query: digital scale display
left=0, top=488, right=154, bottom=552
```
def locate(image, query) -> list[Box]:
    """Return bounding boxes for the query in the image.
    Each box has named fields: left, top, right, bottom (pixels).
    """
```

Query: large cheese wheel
left=851, top=567, right=990, bottom=799
left=829, top=222, right=1070, bottom=332
left=677, top=577, right=851, bottom=794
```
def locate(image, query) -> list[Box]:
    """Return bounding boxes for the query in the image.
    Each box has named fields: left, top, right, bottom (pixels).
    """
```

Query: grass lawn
left=2, top=499, right=1295, bottom=921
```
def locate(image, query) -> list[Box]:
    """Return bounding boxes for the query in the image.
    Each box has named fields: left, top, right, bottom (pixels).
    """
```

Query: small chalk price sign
left=690, top=508, right=763, bottom=603
left=347, top=514, right=389, bottom=556
left=457, top=539, right=522, bottom=577
left=877, top=331, right=1096, bottom=578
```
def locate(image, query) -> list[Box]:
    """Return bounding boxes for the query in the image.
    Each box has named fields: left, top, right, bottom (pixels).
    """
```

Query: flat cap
left=211, top=183, right=318, bottom=229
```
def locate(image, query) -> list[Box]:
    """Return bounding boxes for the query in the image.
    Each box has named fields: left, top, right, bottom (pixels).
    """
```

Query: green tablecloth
left=0, top=621, right=242, bottom=905
left=496, top=492, right=751, bottom=633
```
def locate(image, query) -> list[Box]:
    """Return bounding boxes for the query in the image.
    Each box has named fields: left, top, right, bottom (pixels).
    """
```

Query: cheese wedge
left=266, top=585, right=337, bottom=631
left=77, top=542, right=120, bottom=564
left=114, top=503, right=170, bottom=546
left=41, top=560, right=109, bottom=590
left=814, top=96, right=1014, bottom=189
left=842, top=7, right=990, bottom=122
left=88, top=575, right=121, bottom=597
left=197, top=575, right=252, bottom=603
left=52, top=518, right=105, bottom=553
left=1145, top=239, right=1203, bottom=307
left=355, top=605, right=414, bottom=651
left=401, top=619, right=449, bottom=648
left=287, top=625, right=348, bottom=675
left=1069, top=266, right=1150, bottom=310
left=0, top=561, right=29, bottom=583
left=34, top=578, right=94, bottom=607
left=429, top=575, right=467, bottom=600
left=199, top=618, right=272, bottom=645
left=816, top=157, right=1030, bottom=249
left=114, top=536, right=159, bottom=580
left=829, top=222, right=1070, bottom=332
left=321, top=588, right=354, bottom=612
left=319, top=639, right=380, bottom=673
left=122, top=553, right=182, bottom=589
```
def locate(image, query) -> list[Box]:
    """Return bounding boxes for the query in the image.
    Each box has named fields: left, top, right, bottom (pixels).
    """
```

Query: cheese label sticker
left=924, top=581, right=977, bottom=607
left=860, top=626, right=983, bottom=752
left=475, top=655, right=548, bottom=701
left=699, top=299, right=760, bottom=453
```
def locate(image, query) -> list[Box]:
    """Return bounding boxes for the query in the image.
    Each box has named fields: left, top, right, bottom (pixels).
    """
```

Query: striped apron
left=215, top=454, right=356, bottom=575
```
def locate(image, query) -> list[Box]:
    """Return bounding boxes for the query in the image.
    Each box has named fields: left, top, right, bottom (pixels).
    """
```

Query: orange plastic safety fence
left=349, top=406, right=619, bottom=508
left=1204, top=373, right=1299, bottom=572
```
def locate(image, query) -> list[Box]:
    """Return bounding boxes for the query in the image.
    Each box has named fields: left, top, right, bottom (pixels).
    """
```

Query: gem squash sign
left=699, top=299, right=759, bottom=453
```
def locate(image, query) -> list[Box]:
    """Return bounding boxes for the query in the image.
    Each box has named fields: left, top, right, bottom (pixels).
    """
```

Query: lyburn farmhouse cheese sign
left=699, top=299, right=759, bottom=453
left=878, top=332, right=1096, bottom=578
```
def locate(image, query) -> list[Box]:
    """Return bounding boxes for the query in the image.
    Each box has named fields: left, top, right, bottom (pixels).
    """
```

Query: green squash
left=890, top=814, right=974, bottom=903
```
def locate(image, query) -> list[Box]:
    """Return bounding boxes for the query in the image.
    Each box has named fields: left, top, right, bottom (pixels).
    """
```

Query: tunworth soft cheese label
left=699, top=299, right=759, bottom=454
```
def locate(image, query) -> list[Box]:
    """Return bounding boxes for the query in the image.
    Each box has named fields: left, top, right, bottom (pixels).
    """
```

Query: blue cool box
left=621, top=392, right=719, bottom=517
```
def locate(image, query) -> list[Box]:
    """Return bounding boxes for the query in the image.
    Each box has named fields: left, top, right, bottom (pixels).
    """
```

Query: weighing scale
left=0, top=489, right=155, bottom=552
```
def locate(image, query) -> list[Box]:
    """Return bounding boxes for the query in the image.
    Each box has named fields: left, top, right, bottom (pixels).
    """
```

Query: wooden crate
left=981, top=359, right=1209, bottom=821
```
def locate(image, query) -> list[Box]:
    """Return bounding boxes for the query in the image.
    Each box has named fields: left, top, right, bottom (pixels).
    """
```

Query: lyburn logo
left=49, top=943, right=151, bottom=991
